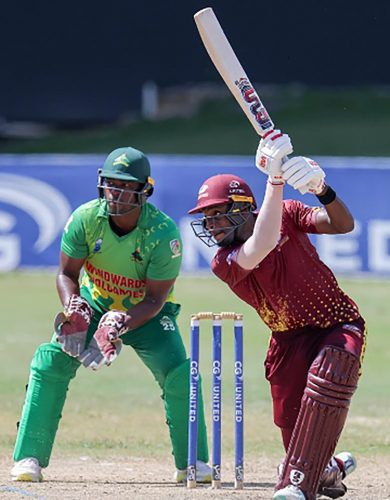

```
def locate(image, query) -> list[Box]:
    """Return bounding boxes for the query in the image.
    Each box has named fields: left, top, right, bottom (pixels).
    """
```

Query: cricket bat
left=194, top=7, right=275, bottom=137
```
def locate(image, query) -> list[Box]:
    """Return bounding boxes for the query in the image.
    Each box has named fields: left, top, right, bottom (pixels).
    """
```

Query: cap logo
left=113, top=153, right=130, bottom=167
left=198, top=183, right=209, bottom=199
left=229, top=180, right=240, bottom=188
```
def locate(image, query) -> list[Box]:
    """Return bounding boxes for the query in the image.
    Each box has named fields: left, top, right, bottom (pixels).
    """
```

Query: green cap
left=100, top=147, right=151, bottom=182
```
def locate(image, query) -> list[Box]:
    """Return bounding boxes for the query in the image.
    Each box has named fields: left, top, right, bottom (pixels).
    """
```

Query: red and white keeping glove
left=79, top=310, right=130, bottom=370
left=55, top=294, right=93, bottom=357
left=255, top=129, right=293, bottom=184
left=281, top=156, right=326, bottom=194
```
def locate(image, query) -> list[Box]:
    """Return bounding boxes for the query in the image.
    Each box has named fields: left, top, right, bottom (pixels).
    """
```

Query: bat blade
left=194, top=7, right=274, bottom=136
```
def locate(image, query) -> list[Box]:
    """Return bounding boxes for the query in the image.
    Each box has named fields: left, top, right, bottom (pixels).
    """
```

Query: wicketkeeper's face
left=100, top=178, right=143, bottom=216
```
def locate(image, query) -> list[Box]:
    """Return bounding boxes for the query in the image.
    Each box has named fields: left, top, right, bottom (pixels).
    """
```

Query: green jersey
left=61, top=199, right=182, bottom=312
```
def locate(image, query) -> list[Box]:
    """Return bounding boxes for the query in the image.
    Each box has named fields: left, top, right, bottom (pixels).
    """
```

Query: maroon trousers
left=264, top=317, right=366, bottom=450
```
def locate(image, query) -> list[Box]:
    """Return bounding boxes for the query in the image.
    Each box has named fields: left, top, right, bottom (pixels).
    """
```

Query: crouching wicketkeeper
left=11, top=146, right=211, bottom=484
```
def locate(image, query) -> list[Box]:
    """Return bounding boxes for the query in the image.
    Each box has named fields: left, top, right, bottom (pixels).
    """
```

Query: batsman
left=11, top=147, right=211, bottom=483
left=189, top=131, right=367, bottom=500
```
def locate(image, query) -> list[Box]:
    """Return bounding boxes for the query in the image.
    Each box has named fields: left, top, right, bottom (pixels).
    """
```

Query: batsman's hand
left=282, top=156, right=326, bottom=194
left=255, top=130, right=293, bottom=184
left=79, top=310, right=130, bottom=370
left=55, top=294, right=93, bottom=357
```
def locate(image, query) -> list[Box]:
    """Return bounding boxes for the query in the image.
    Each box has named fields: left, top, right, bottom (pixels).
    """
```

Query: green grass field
left=0, top=273, right=389, bottom=464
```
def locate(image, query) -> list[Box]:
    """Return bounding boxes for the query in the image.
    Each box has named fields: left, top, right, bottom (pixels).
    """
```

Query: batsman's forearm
left=317, top=185, right=355, bottom=234
left=237, top=182, right=283, bottom=269
left=252, top=181, right=284, bottom=245
left=324, top=199, right=354, bottom=233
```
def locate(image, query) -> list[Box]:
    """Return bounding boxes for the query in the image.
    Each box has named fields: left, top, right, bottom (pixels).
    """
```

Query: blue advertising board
left=0, top=154, right=389, bottom=276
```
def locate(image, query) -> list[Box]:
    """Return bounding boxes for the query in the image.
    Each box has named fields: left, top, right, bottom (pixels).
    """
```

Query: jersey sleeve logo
left=169, top=239, right=181, bottom=258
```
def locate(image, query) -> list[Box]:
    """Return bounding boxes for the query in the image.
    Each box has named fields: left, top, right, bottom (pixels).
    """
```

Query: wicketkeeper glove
left=78, top=310, right=130, bottom=370
left=281, top=156, right=326, bottom=194
left=55, top=294, right=93, bottom=357
left=255, top=129, right=293, bottom=184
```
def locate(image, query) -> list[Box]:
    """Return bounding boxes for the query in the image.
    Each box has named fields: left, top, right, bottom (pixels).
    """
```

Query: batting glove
left=255, top=129, right=293, bottom=184
left=55, top=294, right=93, bottom=357
left=79, top=310, right=130, bottom=370
left=282, top=156, right=326, bottom=194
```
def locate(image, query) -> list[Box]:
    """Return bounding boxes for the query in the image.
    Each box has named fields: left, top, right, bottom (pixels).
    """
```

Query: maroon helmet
left=188, top=174, right=257, bottom=214
left=189, top=174, right=257, bottom=247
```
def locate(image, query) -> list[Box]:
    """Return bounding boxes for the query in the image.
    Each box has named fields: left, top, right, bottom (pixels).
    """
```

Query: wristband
left=268, top=179, right=284, bottom=186
left=316, top=185, right=336, bottom=205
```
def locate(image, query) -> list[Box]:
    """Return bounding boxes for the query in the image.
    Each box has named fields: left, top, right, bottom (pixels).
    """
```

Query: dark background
left=1, top=0, right=388, bottom=123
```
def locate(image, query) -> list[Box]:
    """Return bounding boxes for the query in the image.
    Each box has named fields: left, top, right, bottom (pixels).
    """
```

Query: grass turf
left=0, top=273, right=389, bottom=460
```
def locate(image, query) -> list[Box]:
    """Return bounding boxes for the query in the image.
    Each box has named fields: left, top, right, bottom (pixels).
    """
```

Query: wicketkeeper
left=11, top=147, right=211, bottom=483
left=189, top=130, right=366, bottom=500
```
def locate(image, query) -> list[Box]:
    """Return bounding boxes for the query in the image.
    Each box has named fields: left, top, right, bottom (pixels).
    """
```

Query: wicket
left=187, top=312, right=244, bottom=489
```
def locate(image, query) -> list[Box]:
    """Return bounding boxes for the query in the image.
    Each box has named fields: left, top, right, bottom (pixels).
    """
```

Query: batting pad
left=277, top=347, right=360, bottom=500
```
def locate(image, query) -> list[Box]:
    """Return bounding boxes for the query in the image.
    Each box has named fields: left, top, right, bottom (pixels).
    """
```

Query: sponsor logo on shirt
left=85, top=261, right=146, bottom=301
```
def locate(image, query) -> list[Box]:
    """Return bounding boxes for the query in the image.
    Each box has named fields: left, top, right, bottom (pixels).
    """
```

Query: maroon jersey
left=212, top=200, right=360, bottom=333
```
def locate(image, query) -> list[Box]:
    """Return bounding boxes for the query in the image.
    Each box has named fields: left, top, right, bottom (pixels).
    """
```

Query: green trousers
left=13, top=302, right=208, bottom=470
